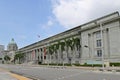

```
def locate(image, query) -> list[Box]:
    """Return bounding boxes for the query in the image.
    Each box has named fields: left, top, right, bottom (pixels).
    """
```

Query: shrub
left=110, top=63, right=120, bottom=66
left=73, top=63, right=103, bottom=67
left=38, top=61, right=42, bottom=64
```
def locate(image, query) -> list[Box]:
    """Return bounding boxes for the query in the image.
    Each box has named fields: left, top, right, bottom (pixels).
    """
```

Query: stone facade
left=7, top=38, right=18, bottom=51
left=81, top=12, right=120, bottom=64
left=7, top=38, right=18, bottom=62
left=2, top=38, right=18, bottom=63
left=19, top=11, right=120, bottom=64
left=0, top=45, right=4, bottom=63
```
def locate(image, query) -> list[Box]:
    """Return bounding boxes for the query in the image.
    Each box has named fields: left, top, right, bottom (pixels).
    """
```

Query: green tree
left=64, top=39, right=73, bottom=57
left=64, top=39, right=69, bottom=58
left=64, top=38, right=77, bottom=63
left=48, top=45, right=54, bottom=64
left=53, top=44, right=59, bottom=60
left=55, top=41, right=61, bottom=64
left=14, top=52, right=24, bottom=64
left=73, top=37, right=81, bottom=58
left=74, top=37, right=80, bottom=50
left=4, top=55, right=11, bottom=63
left=48, top=45, right=54, bottom=55
left=58, top=41, right=65, bottom=66
left=59, top=41, right=65, bottom=59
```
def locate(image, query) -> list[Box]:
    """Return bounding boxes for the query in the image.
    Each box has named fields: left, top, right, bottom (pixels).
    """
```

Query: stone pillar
left=29, top=52, right=31, bottom=61
left=26, top=52, right=28, bottom=62
left=91, top=33, right=94, bottom=61
left=88, top=32, right=94, bottom=63
left=40, top=48, right=42, bottom=62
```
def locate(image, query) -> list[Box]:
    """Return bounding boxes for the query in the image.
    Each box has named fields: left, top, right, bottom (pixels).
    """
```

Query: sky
left=0, top=0, right=120, bottom=49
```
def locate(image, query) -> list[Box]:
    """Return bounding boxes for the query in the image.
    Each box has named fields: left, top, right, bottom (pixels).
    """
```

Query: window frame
left=97, top=49, right=102, bottom=57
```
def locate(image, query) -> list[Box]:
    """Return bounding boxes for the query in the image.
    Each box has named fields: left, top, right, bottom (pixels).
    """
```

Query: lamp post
left=84, top=45, right=93, bottom=67
left=84, top=45, right=91, bottom=58
left=48, top=42, right=50, bottom=66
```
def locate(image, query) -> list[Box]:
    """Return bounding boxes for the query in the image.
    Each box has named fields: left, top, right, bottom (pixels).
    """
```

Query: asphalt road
left=0, top=64, right=120, bottom=80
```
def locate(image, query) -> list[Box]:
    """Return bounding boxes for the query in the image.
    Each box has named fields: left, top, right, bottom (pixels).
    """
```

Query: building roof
left=19, top=11, right=120, bottom=51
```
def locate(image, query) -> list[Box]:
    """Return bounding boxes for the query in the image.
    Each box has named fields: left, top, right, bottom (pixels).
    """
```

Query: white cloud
left=41, top=18, right=54, bottom=29
left=52, top=0, right=92, bottom=29
left=52, top=0, right=120, bottom=29
left=89, top=0, right=120, bottom=18
left=47, top=20, right=53, bottom=26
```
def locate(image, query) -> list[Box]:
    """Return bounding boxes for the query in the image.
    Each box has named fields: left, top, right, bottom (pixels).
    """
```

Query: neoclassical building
left=0, top=45, right=4, bottom=63
left=19, top=11, right=120, bottom=65
left=3, top=38, right=18, bottom=62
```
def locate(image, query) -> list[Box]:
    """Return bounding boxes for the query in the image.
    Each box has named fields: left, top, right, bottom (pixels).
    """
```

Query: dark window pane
left=97, top=50, right=102, bottom=57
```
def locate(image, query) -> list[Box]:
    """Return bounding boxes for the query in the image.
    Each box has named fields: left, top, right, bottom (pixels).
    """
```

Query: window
left=96, top=31, right=101, bottom=38
left=96, top=39, right=101, bottom=47
left=44, top=56, right=46, bottom=59
left=37, top=49, right=39, bottom=52
left=97, top=50, right=102, bottom=57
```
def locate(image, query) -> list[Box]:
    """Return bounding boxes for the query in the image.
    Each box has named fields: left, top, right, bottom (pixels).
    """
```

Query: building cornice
left=19, top=11, right=120, bottom=51
left=79, top=16, right=120, bottom=32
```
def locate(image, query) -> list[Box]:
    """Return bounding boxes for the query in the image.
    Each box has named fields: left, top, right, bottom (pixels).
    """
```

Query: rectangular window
left=96, top=31, right=101, bottom=38
left=97, top=50, right=102, bottom=57
left=96, top=39, right=101, bottom=47
left=44, top=56, right=46, bottom=59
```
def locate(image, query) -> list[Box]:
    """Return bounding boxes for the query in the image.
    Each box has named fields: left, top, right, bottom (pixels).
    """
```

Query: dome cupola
left=7, top=38, right=18, bottom=51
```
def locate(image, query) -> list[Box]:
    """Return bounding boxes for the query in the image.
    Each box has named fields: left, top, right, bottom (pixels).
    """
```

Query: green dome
left=9, top=38, right=16, bottom=44
left=7, top=38, right=18, bottom=51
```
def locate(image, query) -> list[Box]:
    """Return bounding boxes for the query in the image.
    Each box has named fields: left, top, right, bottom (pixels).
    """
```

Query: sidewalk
left=0, top=68, right=32, bottom=80
left=21, top=64, right=120, bottom=72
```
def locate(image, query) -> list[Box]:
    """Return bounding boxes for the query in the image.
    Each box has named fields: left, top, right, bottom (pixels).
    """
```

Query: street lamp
left=48, top=42, right=50, bottom=66
left=84, top=45, right=93, bottom=67
left=84, top=45, right=91, bottom=58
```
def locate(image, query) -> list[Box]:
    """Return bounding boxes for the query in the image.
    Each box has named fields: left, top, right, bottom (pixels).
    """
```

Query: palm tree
left=52, top=41, right=65, bottom=64
left=56, top=41, right=61, bottom=64
left=60, top=42, right=65, bottom=58
left=64, top=39, right=69, bottom=58
left=48, top=44, right=54, bottom=63
left=72, top=37, right=77, bottom=56
left=73, top=37, right=81, bottom=58
left=53, top=44, right=59, bottom=64
left=60, top=42, right=65, bottom=51
left=59, top=41, right=65, bottom=66
left=14, top=52, right=24, bottom=64
left=64, top=39, right=73, bottom=64
left=74, top=38, right=80, bottom=50
left=51, top=44, right=58, bottom=63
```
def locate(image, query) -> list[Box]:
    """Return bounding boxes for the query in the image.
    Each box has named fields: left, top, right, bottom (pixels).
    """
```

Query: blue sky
left=0, top=0, right=65, bottom=49
left=0, top=0, right=120, bottom=49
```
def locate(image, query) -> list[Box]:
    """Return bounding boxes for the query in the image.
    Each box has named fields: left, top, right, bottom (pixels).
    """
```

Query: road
left=0, top=64, right=120, bottom=80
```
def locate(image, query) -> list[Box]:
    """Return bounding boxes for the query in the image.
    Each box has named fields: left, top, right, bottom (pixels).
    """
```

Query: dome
left=9, top=38, right=16, bottom=45
left=7, top=38, right=18, bottom=51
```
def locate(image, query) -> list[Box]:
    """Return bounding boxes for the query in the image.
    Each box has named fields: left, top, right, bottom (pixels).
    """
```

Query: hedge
left=110, top=63, right=120, bottom=66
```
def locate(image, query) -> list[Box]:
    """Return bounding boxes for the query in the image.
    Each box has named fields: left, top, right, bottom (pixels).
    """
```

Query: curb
left=9, top=73, right=32, bottom=80
left=0, top=68, right=32, bottom=80
left=10, top=71, right=40, bottom=80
